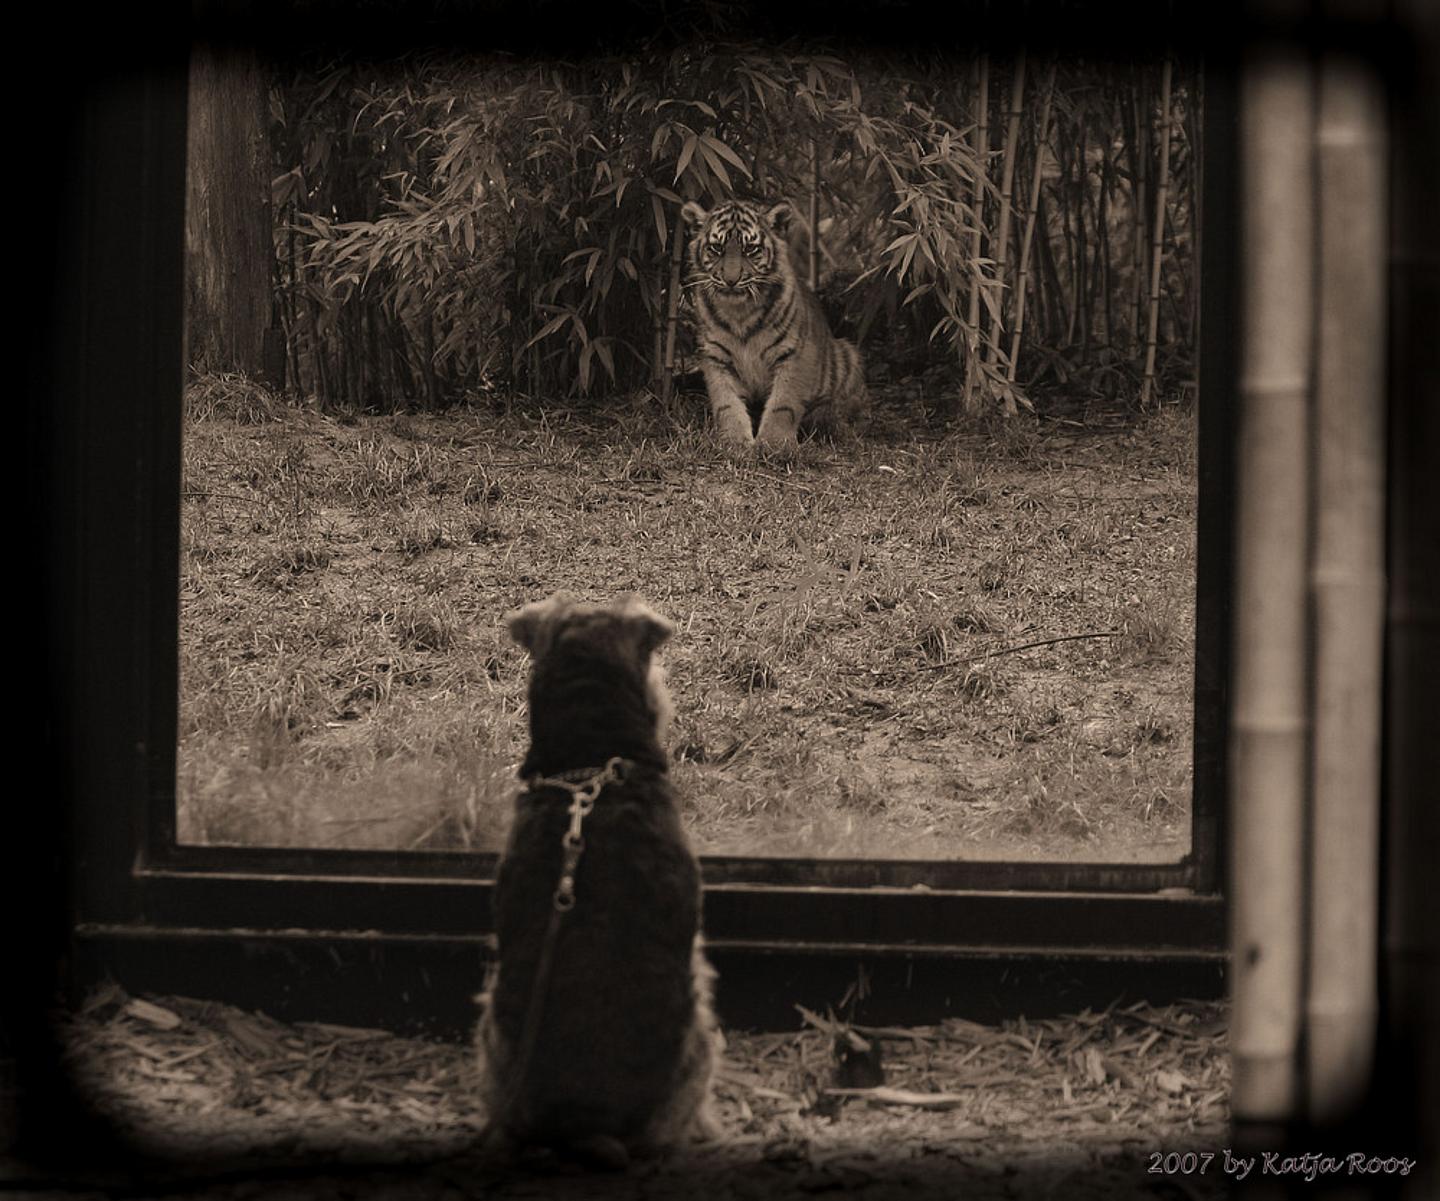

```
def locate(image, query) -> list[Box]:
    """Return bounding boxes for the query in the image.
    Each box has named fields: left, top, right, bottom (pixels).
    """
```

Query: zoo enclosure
left=193, top=30, right=1202, bottom=416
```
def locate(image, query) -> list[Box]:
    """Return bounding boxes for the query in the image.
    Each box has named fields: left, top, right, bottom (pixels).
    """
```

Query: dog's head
left=505, top=592, right=676, bottom=741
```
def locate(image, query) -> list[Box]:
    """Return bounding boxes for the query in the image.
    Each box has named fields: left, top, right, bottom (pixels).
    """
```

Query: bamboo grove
left=271, top=44, right=1199, bottom=415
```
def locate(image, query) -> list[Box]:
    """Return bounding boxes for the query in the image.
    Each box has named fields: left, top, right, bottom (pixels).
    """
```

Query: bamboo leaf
left=594, top=338, right=615, bottom=379
left=701, top=135, right=753, bottom=177
left=521, top=313, right=570, bottom=351
left=898, top=237, right=918, bottom=280
left=579, top=339, right=593, bottom=391
left=698, top=141, right=732, bottom=191
left=675, top=134, right=698, bottom=182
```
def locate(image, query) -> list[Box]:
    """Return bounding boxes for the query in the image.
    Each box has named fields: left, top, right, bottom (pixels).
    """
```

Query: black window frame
left=43, top=34, right=1235, bottom=1033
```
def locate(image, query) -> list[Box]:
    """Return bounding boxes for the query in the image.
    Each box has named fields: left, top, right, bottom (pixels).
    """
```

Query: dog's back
left=485, top=774, right=704, bottom=1140
left=477, top=594, right=718, bottom=1157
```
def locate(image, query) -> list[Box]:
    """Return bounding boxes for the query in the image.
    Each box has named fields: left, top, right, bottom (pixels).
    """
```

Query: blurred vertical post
left=1229, top=36, right=1314, bottom=1125
left=1306, top=48, right=1386, bottom=1128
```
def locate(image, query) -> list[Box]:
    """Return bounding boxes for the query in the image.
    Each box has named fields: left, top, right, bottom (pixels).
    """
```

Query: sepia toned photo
left=12, top=1, right=1437, bottom=1199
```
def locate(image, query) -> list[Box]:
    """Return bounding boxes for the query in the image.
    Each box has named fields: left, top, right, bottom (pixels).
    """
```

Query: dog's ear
left=615, top=594, right=674, bottom=659
left=505, top=592, right=574, bottom=655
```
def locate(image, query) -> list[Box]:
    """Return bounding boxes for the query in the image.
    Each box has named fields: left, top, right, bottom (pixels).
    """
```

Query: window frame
left=50, top=43, right=1234, bottom=1030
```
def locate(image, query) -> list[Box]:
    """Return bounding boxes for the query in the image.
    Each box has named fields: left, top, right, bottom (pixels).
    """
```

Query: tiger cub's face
left=682, top=200, right=794, bottom=294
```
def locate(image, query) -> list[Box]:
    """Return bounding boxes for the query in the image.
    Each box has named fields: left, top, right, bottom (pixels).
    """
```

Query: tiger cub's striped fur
left=682, top=199, right=868, bottom=450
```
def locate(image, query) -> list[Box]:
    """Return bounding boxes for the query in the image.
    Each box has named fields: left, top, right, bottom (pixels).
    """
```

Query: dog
left=475, top=593, right=721, bottom=1168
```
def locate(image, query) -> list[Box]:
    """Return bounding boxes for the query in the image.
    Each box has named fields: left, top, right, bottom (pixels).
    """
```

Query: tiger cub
left=682, top=199, right=868, bottom=451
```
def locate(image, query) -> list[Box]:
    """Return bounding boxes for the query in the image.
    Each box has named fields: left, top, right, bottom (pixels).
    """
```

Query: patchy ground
left=177, top=377, right=1196, bottom=863
left=11, top=986, right=1230, bottom=1200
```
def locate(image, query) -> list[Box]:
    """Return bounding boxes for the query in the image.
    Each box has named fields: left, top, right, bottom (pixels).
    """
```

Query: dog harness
left=523, top=756, right=630, bottom=911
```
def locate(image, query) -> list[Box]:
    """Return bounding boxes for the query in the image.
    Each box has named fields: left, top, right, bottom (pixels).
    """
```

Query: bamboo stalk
left=1056, top=133, right=1078, bottom=346
left=660, top=205, right=687, bottom=404
left=652, top=267, right=665, bottom=394
left=1130, top=67, right=1149, bottom=354
left=962, top=51, right=990, bottom=413
left=1007, top=59, right=1058, bottom=382
left=1096, top=132, right=1115, bottom=349
left=1230, top=45, right=1316, bottom=1126
left=1073, top=119, right=1089, bottom=351
left=808, top=137, right=821, bottom=292
left=1033, top=187, right=1066, bottom=344
left=982, top=51, right=1027, bottom=407
left=1139, top=57, right=1175, bottom=407
left=1306, top=52, right=1386, bottom=1128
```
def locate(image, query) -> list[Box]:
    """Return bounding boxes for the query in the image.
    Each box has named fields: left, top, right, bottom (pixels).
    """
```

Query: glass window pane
left=177, top=49, right=1201, bottom=866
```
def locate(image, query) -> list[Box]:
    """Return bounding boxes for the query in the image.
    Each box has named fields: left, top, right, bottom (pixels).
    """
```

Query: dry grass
left=178, top=380, right=1197, bottom=862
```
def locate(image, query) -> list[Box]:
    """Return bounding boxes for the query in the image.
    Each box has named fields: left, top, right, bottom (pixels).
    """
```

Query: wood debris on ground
left=8, top=984, right=1233, bottom=1200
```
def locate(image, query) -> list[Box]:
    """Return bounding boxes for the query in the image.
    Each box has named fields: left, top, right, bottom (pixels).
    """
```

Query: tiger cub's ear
left=681, top=201, right=709, bottom=231
left=765, top=201, right=796, bottom=236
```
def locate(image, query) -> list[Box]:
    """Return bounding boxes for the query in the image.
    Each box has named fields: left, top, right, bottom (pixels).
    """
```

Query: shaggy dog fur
left=476, top=593, right=721, bottom=1167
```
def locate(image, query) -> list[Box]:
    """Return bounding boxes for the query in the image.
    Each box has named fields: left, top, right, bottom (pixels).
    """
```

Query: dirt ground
left=176, top=377, right=1197, bottom=866
left=4, top=985, right=1232, bottom=1201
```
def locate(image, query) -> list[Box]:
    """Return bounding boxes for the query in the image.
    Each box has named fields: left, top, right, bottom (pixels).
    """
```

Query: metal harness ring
left=525, top=757, right=628, bottom=912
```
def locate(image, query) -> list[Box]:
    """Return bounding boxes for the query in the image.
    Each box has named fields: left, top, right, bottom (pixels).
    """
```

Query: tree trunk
left=185, top=40, right=276, bottom=382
